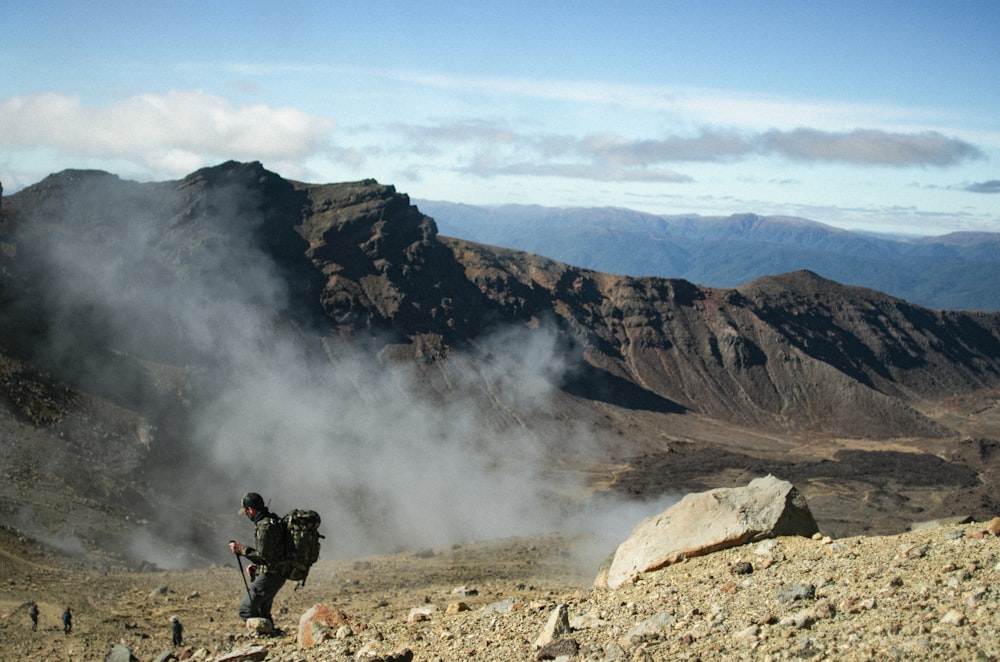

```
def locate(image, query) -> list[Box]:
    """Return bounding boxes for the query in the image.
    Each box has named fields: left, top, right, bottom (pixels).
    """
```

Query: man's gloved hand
left=229, top=540, right=244, bottom=555
left=246, top=563, right=258, bottom=580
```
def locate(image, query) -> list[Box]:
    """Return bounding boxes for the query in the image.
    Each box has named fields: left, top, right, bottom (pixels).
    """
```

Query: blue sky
left=1, top=1, right=998, bottom=235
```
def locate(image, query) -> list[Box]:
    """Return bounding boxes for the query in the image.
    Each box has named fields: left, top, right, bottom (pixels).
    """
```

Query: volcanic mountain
left=1, top=161, right=999, bottom=568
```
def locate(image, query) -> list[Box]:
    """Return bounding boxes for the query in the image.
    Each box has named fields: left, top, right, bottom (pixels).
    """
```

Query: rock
left=730, top=561, right=753, bottom=575
left=151, top=652, right=177, bottom=662
left=446, top=601, right=470, bottom=614
left=407, top=606, right=434, bottom=622
left=776, top=583, right=815, bottom=603
left=940, top=609, right=966, bottom=626
left=778, top=609, right=815, bottom=629
left=149, top=585, right=170, bottom=597
left=603, top=475, right=818, bottom=588
left=619, top=612, right=675, bottom=649
left=297, top=604, right=350, bottom=649
left=105, top=644, right=139, bottom=662
left=245, top=617, right=272, bottom=635
left=570, top=609, right=608, bottom=629
left=910, top=515, right=973, bottom=531
left=482, top=597, right=522, bottom=615
left=536, top=637, right=579, bottom=660
left=533, top=603, right=571, bottom=649
left=214, top=645, right=268, bottom=662
left=355, top=644, right=413, bottom=661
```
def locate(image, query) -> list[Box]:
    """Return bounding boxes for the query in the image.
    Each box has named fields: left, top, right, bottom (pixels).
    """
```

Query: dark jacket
left=242, top=509, right=286, bottom=575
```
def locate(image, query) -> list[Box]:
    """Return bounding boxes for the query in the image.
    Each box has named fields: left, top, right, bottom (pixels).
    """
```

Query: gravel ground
left=2, top=522, right=1000, bottom=661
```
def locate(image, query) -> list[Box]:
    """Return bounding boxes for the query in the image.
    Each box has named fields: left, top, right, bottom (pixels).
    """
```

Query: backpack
left=280, top=509, right=323, bottom=586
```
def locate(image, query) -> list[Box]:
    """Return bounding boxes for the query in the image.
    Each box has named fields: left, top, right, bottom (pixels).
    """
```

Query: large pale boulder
left=602, top=475, right=818, bottom=589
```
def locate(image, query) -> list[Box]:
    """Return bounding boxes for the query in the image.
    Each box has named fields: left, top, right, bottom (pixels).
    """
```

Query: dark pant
left=238, top=572, right=286, bottom=622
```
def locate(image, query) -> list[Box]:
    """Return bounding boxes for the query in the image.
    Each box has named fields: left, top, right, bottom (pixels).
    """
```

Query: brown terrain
left=1, top=161, right=1000, bottom=659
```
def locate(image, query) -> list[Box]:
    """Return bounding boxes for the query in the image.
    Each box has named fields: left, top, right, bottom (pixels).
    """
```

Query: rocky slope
left=2, top=519, right=1000, bottom=660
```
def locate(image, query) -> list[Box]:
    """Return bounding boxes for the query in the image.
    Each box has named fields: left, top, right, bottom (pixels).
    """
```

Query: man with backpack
left=228, top=492, right=288, bottom=629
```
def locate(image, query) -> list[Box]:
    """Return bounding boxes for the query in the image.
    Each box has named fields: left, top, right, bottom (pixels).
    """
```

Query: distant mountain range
left=416, top=201, right=1000, bottom=312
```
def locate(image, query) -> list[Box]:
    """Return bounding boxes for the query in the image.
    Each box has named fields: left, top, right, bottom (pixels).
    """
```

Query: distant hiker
left=62, top=607, right=72, bottom=634
left=170, top=615, right=183, bottom=645
left=228, top=492, right=287, bottom=627
left=29, top=602, right=39, bottom=631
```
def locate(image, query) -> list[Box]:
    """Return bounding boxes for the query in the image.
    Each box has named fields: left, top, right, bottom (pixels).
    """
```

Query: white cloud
left=760, top=129, right=983, bottom=167
left=387, top=120, right=980, bottom=183
left=0, top=90, right=335, bottom=175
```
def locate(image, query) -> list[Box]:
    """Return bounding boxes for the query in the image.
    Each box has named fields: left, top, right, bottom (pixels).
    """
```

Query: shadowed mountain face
left=2, top=161, right=1000, bottom=565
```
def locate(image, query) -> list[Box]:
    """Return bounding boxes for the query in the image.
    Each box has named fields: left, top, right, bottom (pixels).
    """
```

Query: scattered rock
left=895, top=543, right=929, bottom=561
left=446, top=601, right=470, bottom=614
left=730, top=561, right=753, bottom=575
left=534, top=603, right=571, bottom=649
left=105, top=643, right=139, bottom=662
left=536, top=637, right=579, bottom=660
left=214, top=645, right=268, bottom=662
left=482, top=597, right=521, bottom=615
left=355, top=644, right=413, bottom=661
left=407, top=606, right=435, bottom=622
left=940, top=609, right=966, bottom=626
left=776, top=583, right=815, bottom=603
left=619, top=612, right=675, bottom=650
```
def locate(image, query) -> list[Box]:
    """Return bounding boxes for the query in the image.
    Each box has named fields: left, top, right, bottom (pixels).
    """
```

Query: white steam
left=196, top=327, right=581, bottom=557
left=20, top=169, right=675, bottom=567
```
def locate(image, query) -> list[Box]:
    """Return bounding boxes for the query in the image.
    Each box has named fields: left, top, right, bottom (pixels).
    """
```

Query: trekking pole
left=231, top=541, right=253, bottom=606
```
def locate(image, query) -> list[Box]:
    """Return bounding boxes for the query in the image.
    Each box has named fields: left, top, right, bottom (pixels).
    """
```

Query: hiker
left=62, top=607, right=72, bottom=634
left=170, top=615, right=183, bottom=645
left=29, top=602, right=39, bottom=631
left=228, top=492, right=287, bottom=627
